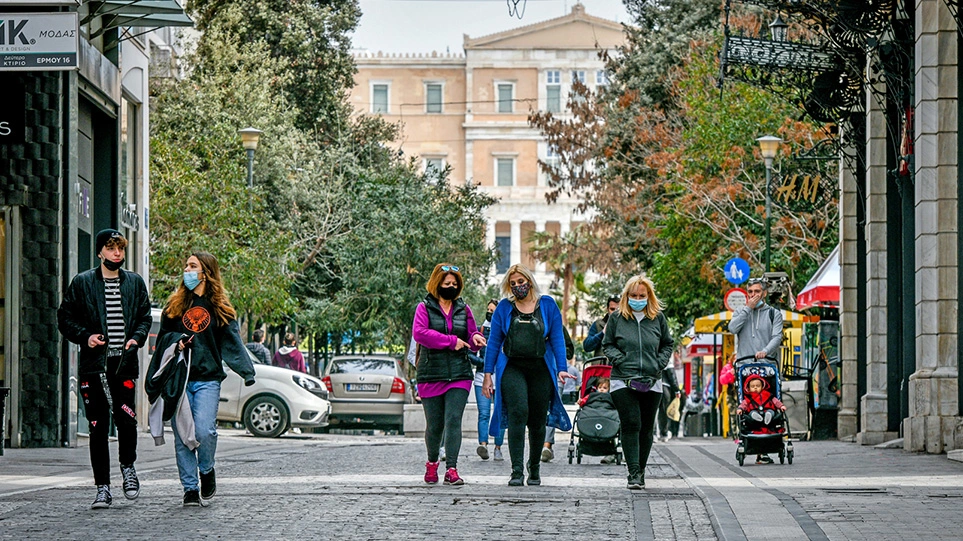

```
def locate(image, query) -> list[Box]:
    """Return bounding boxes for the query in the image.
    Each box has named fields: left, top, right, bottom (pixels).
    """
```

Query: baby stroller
left=567, top=357, right=622, bottom=465
left=734, top=356, right=794, bottom=466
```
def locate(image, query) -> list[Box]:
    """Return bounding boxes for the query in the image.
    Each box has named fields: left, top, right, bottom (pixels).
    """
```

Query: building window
left=596, top=70, right=609, bottom=86
left=571, top=71, right=586, bottom=84
left=495, top=236, right=511, bottom=274
left=426, top=83, right=443, bottom=113
left=497, top=83, right=514, bottom=113
left=546, top=85, right=561, bottom=113
left=424, top=157, right=445, bottom=181
left=372, top=83, right=389, bottom=113
left=543, top=146, right=560, bottom=183
left=496, top=158, right=514, bottom=186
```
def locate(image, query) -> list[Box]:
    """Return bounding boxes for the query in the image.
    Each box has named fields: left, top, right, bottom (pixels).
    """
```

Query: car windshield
left=330, top=358, right=396, bottom=375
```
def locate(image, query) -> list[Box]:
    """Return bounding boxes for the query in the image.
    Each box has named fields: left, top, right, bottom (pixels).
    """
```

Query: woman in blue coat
left=482, top=264, right=574, bottom=486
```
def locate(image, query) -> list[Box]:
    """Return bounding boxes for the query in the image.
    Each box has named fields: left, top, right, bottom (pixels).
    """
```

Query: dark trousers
left=80, top=371, right=138, bottom=486
left=501, top=359, right=554, bottom=473
left=422, top=388, right=469, bottom=469
left=656, top=387, right=674, bottom=437
left=611, top=387, right=662, bottom=477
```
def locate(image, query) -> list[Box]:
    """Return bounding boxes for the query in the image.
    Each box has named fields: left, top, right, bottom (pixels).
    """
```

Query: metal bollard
left=0, top=387, right=8, bottom=456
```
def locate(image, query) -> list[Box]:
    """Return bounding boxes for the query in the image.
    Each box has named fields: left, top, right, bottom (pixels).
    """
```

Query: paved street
left=1, top=429, right=963, bottom=540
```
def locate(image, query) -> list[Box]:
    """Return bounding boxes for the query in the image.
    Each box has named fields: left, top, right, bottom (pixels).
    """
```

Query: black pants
left=80, top=371, right=138, bottom=486
left=656, top=387, right=674, bottom=437
left=611, top=387, right=662, bottom=477
left=422, top=388, right=469, bottom=469
left=501, top=358, right=554, bottom=473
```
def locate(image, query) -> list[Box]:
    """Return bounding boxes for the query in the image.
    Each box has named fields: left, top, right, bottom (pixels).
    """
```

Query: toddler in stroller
left=733, top=359, right=794, bottom=466
left=567, top=363, right=622, bottom=465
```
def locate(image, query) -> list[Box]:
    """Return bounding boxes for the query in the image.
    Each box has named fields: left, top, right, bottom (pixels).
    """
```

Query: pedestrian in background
left=473, top=299, right=505, bottom=461
left=245, top=328, right=271, bottom=365
left=147, top=252, right=255, bottom=507
left=273, top=332, right=306, bottom=373
left=412, top=263, right=487, bottom=486
left=582, top=295, right=620, bottom=358
left=656, top=363, right=680, bottom=442
left=602, top=274, right=673, bottom=490
left=57, top=229, right=152, bottom=509
left=482, top=264, right=574, bottom=486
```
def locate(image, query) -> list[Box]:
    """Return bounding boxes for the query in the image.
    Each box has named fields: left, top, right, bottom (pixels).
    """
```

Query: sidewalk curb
left=657, top=445, right=746, bottom=541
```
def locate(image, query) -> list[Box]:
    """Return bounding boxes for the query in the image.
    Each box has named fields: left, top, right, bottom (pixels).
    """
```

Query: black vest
left=416, top=295, right=474, bottom=383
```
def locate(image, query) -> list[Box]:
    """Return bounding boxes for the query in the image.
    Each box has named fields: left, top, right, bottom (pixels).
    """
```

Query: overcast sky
left=352, top=0, right=631, bottom=54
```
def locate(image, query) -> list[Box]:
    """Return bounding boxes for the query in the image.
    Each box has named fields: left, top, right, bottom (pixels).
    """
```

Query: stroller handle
left=735, top=355, right=778, bottom=364
left=583, top=356, right=610, bottom=367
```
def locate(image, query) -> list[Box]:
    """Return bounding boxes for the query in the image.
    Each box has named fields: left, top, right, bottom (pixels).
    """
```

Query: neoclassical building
left=350, top=5, right=624, bottom=285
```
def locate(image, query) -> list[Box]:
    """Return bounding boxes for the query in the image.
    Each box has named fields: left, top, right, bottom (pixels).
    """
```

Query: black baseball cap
left=95, top=229, right=125, bottom=253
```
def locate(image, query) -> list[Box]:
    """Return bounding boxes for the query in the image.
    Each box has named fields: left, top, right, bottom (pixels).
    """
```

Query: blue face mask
left=628, top=298, right=648, bottom=312
left=183, top=271, right=201, bottom=291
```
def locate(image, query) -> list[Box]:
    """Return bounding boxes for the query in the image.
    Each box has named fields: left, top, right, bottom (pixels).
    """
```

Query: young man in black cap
left=57, top=229, right=152, bottom=509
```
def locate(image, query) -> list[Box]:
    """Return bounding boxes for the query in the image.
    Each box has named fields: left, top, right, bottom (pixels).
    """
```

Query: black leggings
left=501, top=359, right=554, bottom=472
left=80, top=372, right=138, bottom=486
left=422, top=388, right=469, bottom=469
left=656, top=387, right=674, bottom=436
left=611, top=387, right=662, bottom=477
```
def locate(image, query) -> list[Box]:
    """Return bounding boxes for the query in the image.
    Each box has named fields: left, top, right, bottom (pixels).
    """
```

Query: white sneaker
left=493, top=447, right=504, bottom=461
left=540, top=447, right=554, bottom=462
left=665, top=432, right=672, bottom=442
left=439, top=447, right=446, bottom=461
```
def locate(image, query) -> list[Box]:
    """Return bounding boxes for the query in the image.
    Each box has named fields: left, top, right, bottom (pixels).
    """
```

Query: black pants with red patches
left=80, top=371, right=138, bottom=486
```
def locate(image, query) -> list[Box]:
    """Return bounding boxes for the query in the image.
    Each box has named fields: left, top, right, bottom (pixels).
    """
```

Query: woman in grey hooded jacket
left=602, top=274, right=673, bottom=490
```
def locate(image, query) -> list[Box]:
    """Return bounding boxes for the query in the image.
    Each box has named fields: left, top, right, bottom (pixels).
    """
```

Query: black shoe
left=627, top=473, right=644, bottom=490
left=527, top=463, right=541, bottom=486
left=508, top=470, right=524, bottom=487
left=756, top=455, right=774, bottom=465
left=120, top=463, right=140, bottom=500
left=183, top=489, right=202, bottom=507
left=200, top=468, right=216, bottom=500
left=91, top=485, right=112, bottom=509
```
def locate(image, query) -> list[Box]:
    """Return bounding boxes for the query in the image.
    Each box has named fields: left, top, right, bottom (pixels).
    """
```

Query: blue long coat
left=483, top=295, right=573, bottom=437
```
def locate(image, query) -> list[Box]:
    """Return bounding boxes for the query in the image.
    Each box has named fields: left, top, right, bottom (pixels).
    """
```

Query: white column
left=510, top=219, right=522, bottom=266
left=838, top=146, right=859, bottom=441
left=535, top=220, right=547, bottom=273
left=906, top=0, right=960, bottom=454
left=559, top=218, right=571, bottom=237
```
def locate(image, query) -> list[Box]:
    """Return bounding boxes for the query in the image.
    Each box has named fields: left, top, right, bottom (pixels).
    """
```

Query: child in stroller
left=734, top=358, right=794, bottom=466
left=567, top=361, right=622, bottom=465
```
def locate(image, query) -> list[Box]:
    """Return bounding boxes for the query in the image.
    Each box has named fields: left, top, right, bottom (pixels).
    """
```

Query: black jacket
left=416, top=295, right=473, bottom=383
left=57, top=266, right=152, bottom=378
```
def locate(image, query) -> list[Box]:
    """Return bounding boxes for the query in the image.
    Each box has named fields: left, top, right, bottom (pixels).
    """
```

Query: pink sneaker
left=443, top=467, right=464, bottom=486
left=424, top=461, right=440, bottom=484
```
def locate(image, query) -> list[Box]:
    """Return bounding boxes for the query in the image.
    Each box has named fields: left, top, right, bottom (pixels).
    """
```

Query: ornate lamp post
left=239, top=127, right=263, bottom=188
left=768, top=13, right=788, bottom=42
left=756, top=135, right=782, bottom=272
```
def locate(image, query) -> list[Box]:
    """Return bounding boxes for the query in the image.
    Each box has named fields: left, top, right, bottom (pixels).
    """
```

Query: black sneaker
left=120, top=464, right=140, bottom=500
left=508, top=471, right=524, bottom=487
left=527, top=463, right=541, bottom=486
left=627, top=473, right=644, bottom=490
left=91, top=485, right=112, bottom=509
left=183, top=489, right=201, bottom=507
left=200, top=468, right=216, bottom=500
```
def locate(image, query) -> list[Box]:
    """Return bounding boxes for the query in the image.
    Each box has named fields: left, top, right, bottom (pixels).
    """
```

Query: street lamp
left=768, top=13, right=788, bottom=42
left=756, top=135, right=782, bottom=272
left=239, top=127, right=263, bottom=188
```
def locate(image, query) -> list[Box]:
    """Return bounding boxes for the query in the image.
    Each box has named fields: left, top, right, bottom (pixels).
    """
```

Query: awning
left=796, top=245, right=840, bottom=310
left=694, top=310, right=811, bottom=334
left=83, top=0, right=193, bottom=39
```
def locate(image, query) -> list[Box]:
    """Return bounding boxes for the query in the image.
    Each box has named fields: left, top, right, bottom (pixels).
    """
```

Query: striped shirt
left=104, top=277, right=126, bottom=351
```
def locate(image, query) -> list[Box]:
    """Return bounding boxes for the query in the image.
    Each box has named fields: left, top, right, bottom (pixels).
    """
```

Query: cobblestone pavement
left=1, top=430, right=962, bottom=540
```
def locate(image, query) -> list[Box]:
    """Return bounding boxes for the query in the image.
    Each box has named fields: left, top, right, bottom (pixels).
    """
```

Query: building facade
left=351, top=5, right=624, bottom=286
left=0, top=1, right=189, bottom=448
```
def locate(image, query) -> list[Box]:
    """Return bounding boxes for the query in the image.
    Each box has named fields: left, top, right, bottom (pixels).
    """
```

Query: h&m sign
left=0, top=74, right=24, bottom=144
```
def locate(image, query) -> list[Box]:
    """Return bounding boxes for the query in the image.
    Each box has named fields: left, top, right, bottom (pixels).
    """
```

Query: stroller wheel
left=737, top=452, right=745, bottom=467
left=577, top=452, right=582, bottom=464
left=788, top=450, right=794, bottom=465
left=568, top=448, right=574, bottom=464
left=616, top=453, right=622, bottom=465
left=779, top=450, right=785, bottom=465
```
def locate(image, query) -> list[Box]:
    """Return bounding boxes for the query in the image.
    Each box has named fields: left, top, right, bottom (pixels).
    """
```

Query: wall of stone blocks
left=0, top=72, right=64, bottom=447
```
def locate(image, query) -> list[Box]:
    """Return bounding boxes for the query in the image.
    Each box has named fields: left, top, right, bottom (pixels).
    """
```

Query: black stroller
left=567, top=357, right=622, bottom=465
left=734, top=356, right=794, bottom=466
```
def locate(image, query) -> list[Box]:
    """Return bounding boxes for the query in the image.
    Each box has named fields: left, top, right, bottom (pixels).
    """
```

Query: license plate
left=346, top=383, right=378, bottom=392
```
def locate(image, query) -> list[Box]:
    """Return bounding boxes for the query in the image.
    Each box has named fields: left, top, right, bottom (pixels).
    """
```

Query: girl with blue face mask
left=600, top=274, right=673, bottom=491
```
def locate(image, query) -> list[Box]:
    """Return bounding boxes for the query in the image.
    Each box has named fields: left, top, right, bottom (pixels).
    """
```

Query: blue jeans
left=172, top=380, right=220, bottom=492
left=474, top=385, right=504, bottom=446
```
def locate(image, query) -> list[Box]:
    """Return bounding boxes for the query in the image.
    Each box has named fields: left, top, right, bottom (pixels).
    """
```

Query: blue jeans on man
left=474, top=384, right=504, bottom=447
left=172, top=380, right=220, bottom=492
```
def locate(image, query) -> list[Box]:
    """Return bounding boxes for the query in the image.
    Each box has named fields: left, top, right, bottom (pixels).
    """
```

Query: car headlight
left=294, top=375, right=328, bottom=399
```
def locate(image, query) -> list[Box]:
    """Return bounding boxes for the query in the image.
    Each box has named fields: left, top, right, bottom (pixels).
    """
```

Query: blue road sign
left=724, top=257, right=750, bottom=285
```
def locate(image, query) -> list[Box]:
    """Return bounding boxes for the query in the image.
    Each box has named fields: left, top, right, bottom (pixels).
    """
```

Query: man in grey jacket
left=727, top=277, right=783, bottom=464
left=728, top=278, right=784, bottom=362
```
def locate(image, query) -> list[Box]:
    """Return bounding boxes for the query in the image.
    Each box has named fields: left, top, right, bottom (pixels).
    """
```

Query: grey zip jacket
left=147, top=342, right=198, bottom=450
left=728, top=303, right=783, bottom=361
left=602, top=311, right=674, bottom=381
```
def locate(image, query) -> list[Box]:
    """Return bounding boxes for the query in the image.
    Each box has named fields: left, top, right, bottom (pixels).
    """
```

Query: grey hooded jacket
left=728, top=303, right=783, bottom=361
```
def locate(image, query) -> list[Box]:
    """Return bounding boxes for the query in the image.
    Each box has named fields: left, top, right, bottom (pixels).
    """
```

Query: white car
left=218, top=348, right=332, bottom=438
